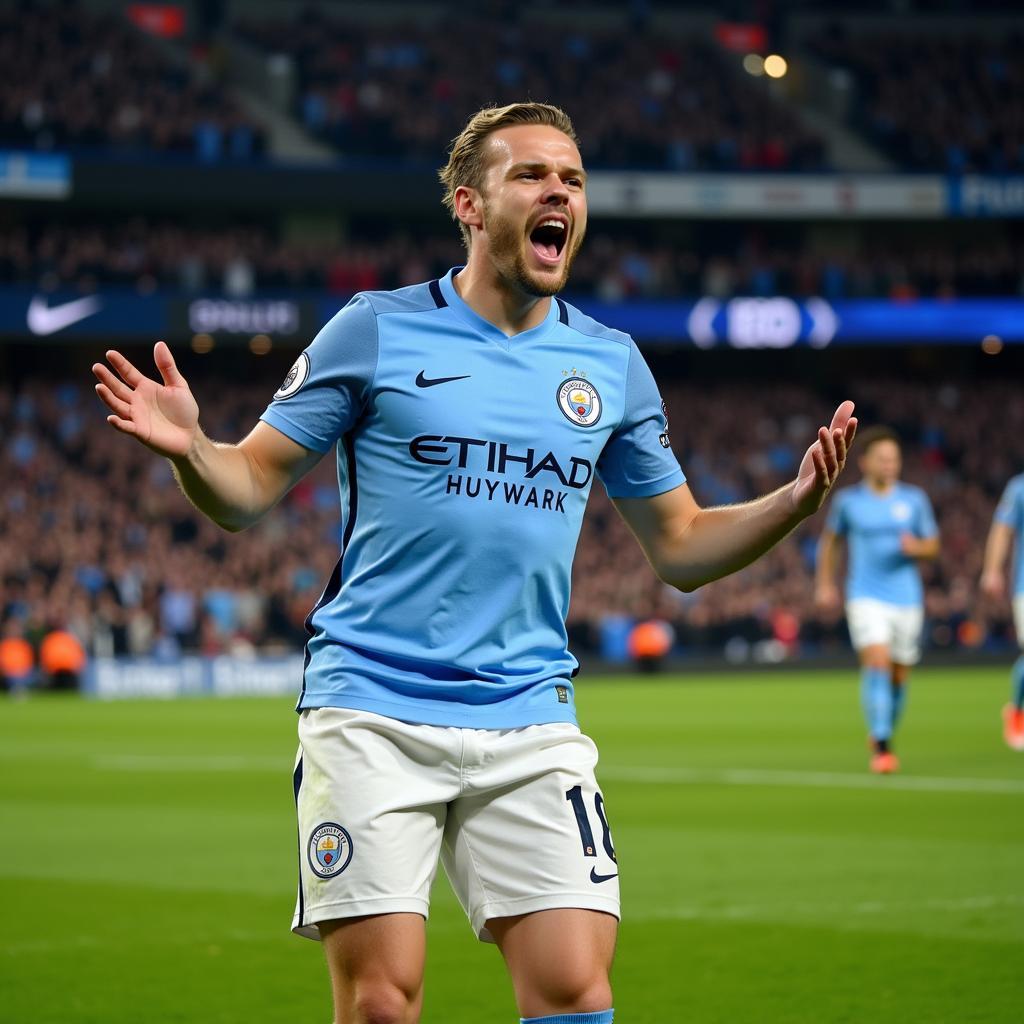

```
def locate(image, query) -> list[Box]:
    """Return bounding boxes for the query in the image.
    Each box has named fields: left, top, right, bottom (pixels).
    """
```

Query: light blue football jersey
left=260, top=269, right=685, bottom=727
left=824, top=481, right=938, bottom=607
left=994, top=473, right=1024, bottom=596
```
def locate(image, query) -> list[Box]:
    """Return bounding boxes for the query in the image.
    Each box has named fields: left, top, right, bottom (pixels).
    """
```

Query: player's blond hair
left=439, top=102, right=579, bottom=250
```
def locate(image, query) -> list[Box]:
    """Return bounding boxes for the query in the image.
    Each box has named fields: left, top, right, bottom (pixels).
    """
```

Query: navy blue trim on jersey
left=298, top=433, right=358, bottom=709
left=428, top=279, right=447, bottom=308
left=341, top=434, right=358, bottom=549
left=293, top=756, right=305, bottom=929
left=556, top=297, right=569, bottom=325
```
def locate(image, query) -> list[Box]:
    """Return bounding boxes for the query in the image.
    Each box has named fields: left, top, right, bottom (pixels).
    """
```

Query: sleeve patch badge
left=274, top=352, right=311, bottom=400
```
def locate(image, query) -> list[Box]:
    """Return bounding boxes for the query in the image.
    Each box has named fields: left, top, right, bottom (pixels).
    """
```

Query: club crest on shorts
left=557, top=377, right=602, bottom=427
left=275, top=352, right=310, bottom=400
left=307, top=822, right=353, bottom=879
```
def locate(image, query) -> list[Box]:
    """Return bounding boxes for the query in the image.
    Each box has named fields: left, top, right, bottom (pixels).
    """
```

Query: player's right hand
left=92, top=341, right=199, bottom=459
left=979, top=569, right=1005, bottom=602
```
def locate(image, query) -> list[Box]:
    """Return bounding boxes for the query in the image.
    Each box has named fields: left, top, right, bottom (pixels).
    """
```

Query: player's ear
left=453, top=185, right=484, bottom=232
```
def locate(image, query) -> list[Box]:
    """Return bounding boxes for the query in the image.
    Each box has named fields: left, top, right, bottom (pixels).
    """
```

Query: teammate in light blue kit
left=980, top=473, right=1024, bottom=750
left=816, top=426, right=939, bottom=773
left=94, top=103, right=857, bottom=1024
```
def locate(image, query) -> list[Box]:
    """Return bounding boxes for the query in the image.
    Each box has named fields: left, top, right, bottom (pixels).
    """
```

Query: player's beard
left=482, top=200, right=584, bottom=298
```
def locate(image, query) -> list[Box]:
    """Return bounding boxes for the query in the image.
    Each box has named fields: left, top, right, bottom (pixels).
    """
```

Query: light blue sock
left=891, top=679, right=908, bottom=731
left=1012, top=655, right=1024, bottom=711
left=521, top=1012, right=614, bottom=1024
left=861, top=666, right=893, bottom=741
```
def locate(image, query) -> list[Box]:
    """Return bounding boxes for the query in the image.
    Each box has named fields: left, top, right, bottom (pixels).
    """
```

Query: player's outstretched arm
left=980, top=521, right=1013, bottom=601
left=614, top=401, right=857, bottom=593
left=93, top=342, right=322, bottom=531
left=814, top=529, right=843, bottom=612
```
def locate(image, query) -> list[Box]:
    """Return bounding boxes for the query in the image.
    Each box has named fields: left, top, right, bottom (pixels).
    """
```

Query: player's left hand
left=790, top=401, right=857, bottom=519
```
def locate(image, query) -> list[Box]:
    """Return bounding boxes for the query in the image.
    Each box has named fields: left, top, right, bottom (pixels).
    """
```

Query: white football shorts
left=1014, top=594, right=1024, bottom=649
left=846, top=597, right=925, bottom=665
left=291, top=707, right=621, bottom=943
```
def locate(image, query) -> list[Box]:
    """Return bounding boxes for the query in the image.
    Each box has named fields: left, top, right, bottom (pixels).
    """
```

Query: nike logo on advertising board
left=589, top=868, right=618, bottom=884
left=27, top=295, right=103, bottom=336
left=415, top=371, right=471, bottom=388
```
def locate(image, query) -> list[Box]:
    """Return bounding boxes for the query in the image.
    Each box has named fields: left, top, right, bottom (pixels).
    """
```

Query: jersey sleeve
left=824, top=490, right=848, bottom=534
left=994, top=477, right=1024, bottom=528
left=597, top=340, right=686, bottom=499
left=914, top=489, right=939, bottom=538
left=259, top=294, right=378, bottom=453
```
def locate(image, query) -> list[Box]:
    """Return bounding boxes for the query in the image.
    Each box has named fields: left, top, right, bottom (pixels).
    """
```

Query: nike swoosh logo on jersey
left=27, top=295, right=103, bottom=336
left=416, top=371, right=471, bottom=388
left=589, top=868, right=618, bottom=884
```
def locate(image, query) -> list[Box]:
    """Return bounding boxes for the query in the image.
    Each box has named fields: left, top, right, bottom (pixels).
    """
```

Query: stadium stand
left=0, top=3, right=266, bottom=159
left=2, top=2, right=1023, bottom=680
left=233, top=8, right=827, bottom=170
left=804, top=24, right=1024, bottom=172
left=2, top=371, right=1020, bottom=675
left=4, top=219, right=1022, bottom=299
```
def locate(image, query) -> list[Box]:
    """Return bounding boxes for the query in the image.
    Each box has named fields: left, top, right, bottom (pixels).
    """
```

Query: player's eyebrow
left=507, top=161, right=587, bottom=183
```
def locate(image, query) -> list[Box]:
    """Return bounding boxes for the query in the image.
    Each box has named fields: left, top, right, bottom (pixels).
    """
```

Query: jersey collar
left=438, top=267, right=561, bottom=348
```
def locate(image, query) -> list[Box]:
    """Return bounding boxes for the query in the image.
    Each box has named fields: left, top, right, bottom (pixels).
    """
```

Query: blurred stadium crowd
left=2, top=4, right=1020, bottom=176
left=4, top=219, right=1023, bottom=301
left=3, top=1, right=1024, bottom=687
left=234, top=8, right=826, bottom=171
left=805, top=25, right=1024, bottom=174
left=0, top=4, right=265, bottom=159
left=1, top=371, right=1020, bottom=685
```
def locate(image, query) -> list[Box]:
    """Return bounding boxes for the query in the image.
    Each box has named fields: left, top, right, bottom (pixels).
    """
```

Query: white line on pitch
left=602, top=765, right=1024, bottom=795
left=92, top=757, right=1024, bottom=794
left=637, top=893, right=1024, bottom=923
left=93, top=754, right=287, bottom=772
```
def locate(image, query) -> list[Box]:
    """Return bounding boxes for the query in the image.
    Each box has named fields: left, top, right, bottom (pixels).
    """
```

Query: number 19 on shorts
left=566, top=785, right=617, bottom=863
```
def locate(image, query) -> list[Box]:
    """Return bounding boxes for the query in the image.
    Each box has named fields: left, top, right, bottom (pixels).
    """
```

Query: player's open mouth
left=529, top=216, right=568, bottom=265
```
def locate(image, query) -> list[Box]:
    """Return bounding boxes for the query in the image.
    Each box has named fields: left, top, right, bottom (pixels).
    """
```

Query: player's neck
left=452, top=261, right=551, bottom=337
left=867, top=478, right=896, bottom=494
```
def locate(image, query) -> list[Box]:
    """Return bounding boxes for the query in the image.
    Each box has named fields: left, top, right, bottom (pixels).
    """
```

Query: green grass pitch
left=1, top=667, right=1021, bottom=1023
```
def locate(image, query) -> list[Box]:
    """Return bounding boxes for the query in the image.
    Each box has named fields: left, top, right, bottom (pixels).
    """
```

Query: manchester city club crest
left=892, top=501, right=912, bottom=522
left=274, top=352, right=310, bottom=400
left=307, top=822, right=353, bottom=879
left=557, top=377, right=602, bottom=427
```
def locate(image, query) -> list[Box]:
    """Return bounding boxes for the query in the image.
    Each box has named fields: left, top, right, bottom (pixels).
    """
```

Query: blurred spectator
left=39, top=626, right=86, bottom=691
left=627, top=619, right=675, bottom=673
left=0, top=618, right=35, bottom=695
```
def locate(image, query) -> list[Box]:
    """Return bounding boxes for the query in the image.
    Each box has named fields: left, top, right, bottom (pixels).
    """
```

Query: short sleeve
left=597, top=340, right=686, bottom=499
left=824, top=491, right=848, bottom=534
left=914, top=490, right=939, bottom=538
left=259, top=295, right=378, bottom=452
left=994, top=478, right=1024, bottom=527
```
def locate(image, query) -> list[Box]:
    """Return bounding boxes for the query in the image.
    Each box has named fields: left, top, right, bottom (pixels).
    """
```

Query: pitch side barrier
left=84, top=654, right=304, bottom=700
left=5, top=287, right=1024, bottom=348
left=82, top=650, right=1018, bottom=699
